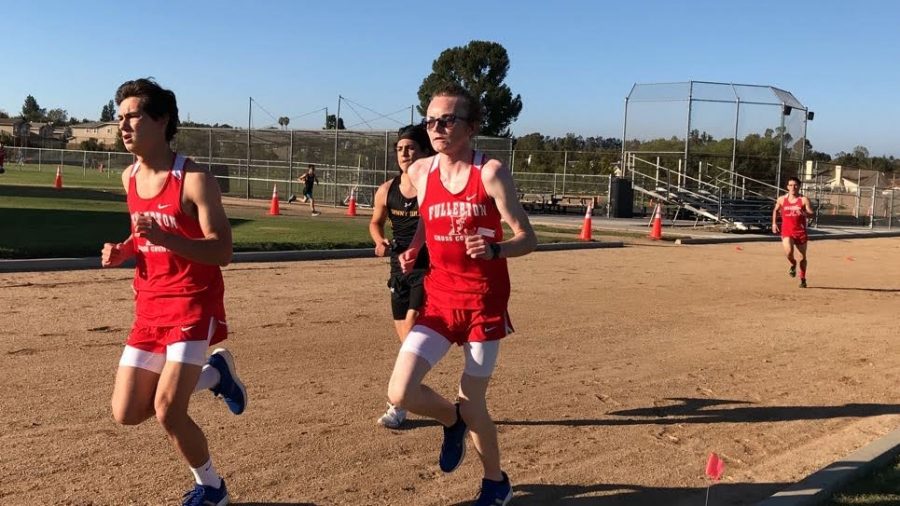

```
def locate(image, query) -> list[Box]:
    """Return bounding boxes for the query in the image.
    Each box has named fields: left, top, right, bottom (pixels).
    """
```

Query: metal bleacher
left=624, top=152, right=781, bottom=230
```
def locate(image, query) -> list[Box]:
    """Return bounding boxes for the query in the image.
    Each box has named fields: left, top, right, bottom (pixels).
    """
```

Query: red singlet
left=126, top=154, right=226, bottom=349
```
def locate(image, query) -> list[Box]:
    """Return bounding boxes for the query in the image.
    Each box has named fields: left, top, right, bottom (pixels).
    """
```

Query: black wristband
left=489, top=242, right=502, bottom=260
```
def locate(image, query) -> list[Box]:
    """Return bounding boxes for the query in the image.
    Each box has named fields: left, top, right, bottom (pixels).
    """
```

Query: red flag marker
left=845, top=256, right=855, bottom=261
left=735, top=246, right=743, bottom=251
left=705, top=452, right=725, bottom=481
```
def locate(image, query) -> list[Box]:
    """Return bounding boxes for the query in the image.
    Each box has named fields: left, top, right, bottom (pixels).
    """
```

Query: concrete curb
left=676, top=230, right=900, bottom=245
left=754, top=427, right=900, bottom=506
left=0, top=241, right=624, bottom=273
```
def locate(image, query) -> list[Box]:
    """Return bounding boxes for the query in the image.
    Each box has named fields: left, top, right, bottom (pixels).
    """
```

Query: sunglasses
left=422, top=114, right=468, bottom=130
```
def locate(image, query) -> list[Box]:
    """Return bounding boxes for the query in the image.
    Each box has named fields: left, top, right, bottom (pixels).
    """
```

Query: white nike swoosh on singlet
left=180, top=325, right=195, bottom=332
left=158, top=204, right=172, bottom=209
left=484, top=326, right=497, bottom=332
left=466, top=195, right=476, bottom=201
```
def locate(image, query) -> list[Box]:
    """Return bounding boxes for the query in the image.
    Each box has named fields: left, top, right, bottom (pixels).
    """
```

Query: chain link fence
left=2, top=129, right=617, bottom=211
left=8, top=140, right=899, bottom=228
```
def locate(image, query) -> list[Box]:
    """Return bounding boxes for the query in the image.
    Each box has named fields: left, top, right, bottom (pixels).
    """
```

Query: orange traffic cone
left=649, top=203, right=663, bottom=240
left=268, top=185, right=281, bottom=216
left=54, top=166, right=63, bottom=189
left=579, top=202, right=593, bottom=241
left=346, top=190, right=357, bottom=217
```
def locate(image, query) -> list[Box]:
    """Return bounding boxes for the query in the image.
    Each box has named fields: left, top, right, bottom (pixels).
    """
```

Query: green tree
left=324, top=114, right=345, bottom=130
left=417, top=40, right=523, bottom=137
left=278, top=116, right=290, bottom=130
left=100, top=100, right=116, bottom=122
left=0, top=109, right=8, bottom=119
left=80, top=138, right=108, bottom=151
left=22, top=95, right=46, bottom=122
left=46, top=108, right=69, bottom=126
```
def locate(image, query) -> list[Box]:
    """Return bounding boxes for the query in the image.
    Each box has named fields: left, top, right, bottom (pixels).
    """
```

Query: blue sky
left=3, top=0, right=898, bottom=156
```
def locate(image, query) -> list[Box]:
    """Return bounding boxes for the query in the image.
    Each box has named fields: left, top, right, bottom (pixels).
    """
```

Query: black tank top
left=387, top=175, right=429, bottom=274
left=303, top=174, right=316, bottom=193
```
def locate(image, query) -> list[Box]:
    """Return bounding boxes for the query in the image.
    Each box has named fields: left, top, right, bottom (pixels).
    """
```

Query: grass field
left=1, top=163, right=124, bottom=190
left=828, top=457, right=900, bottom=505
left=0, top=177, right=585, bottom=258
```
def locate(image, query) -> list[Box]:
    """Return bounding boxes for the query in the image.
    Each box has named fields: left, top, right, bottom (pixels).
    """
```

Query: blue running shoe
left=439, top=403, right=468, bottom=473
left=182, top=480, right=229, bottom=506
left=474, top=472, right=512, bottom=506
left=208, top=348, right=247, bottom=415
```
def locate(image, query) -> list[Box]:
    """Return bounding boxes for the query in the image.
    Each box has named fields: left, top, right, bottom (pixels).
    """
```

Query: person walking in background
left=387, top=84, right=537, bottom=506
left=0, top=142, right=6, bottom=174
left=289, top=164, right=320, bottom=215
left=101, top=78, right=247, bottom=506
left=369, top=123, right=435, bottom=429
left=772, top=176, right=814, bottom=288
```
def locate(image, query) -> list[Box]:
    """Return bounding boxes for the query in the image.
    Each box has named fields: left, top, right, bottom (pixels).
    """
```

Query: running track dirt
left=2, top=238, right=899, bottom=505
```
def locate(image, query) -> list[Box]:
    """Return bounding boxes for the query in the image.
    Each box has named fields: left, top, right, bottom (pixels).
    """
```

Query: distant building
left=69, top=121, right=119, bottom=148
left=806, top=161, right=895, bottom=192
left=0, top=118, right=69, bottom=148
left=0, top=117, right=31, bottom=145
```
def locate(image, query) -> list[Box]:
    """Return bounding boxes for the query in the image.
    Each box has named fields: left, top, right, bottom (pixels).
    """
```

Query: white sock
left=193, top=364, right=221, bottom=393
left=190, top=458, right=222, bottom=488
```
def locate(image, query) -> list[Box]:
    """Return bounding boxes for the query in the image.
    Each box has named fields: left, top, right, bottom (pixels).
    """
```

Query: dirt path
left=2, top=238, right=899, bottom=505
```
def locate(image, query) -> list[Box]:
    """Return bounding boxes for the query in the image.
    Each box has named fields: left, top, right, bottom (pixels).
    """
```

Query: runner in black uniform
left=369, top=123, right=435, bottom=428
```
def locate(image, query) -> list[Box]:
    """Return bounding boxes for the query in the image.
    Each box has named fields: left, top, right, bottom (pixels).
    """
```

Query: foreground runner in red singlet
left=101, top=78, right=246, bottom=506
left=386, top=84, right=536, bottom=506
left=772, top=176, right=814, bottom=288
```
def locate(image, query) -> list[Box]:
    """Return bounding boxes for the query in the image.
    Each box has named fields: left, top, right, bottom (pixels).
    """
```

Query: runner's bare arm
left=369, top=180, right=392, bottom=257
left=100, top=167, right=137, bottom=267
left=802, top=197, right=815, bottom=217
left=399, top=220, right=425, bottom=274
left=397, top=157, right=432, bottom=271
left=475, top=159, right=537, bottom=259
left=772, top=197, right=783, bottom=234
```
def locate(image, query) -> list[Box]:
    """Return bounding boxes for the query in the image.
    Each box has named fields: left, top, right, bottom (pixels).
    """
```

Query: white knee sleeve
left=399, top=325, right=452, bottom=367
left=463, top=340, right=500, bottom=377
left=119, top=345, right=166, bottom=373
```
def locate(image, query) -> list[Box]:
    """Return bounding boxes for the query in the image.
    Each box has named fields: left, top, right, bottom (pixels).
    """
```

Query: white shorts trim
left=399, top=325, right=451, bottom=367
left=166, top=339, right=211, bottom=366
left=399, top=325, right=501, bottom=377
left=119, top=345, right=166, bottom=373
left=463, top=340, right=500, bottom=378
left=118, top=317, right=216, bottom=371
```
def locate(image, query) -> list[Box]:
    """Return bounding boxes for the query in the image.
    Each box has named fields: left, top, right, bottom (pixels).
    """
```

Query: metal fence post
left=889, top=189, right=894, bottom=229
left=870, top=186, right=876, bottom=229
left=208, top=128, right=213, bottom=171
left=606, top=176, right=612, bottom=218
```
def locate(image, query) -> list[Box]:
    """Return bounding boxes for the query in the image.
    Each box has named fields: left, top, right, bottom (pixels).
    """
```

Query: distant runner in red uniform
left=386, top=84, right=536, bottom=506
left=772, top=176, right=814, bottom=288
left=101, top=78, right=246, bottom=506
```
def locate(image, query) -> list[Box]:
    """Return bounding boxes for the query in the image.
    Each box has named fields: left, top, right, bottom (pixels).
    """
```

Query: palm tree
left=278, top=116, right=290, bottom=130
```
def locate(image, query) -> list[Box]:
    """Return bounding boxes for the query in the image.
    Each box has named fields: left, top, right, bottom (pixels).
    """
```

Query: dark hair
left=308, top=164, right=315, bottom=171
left=396, top=124, right=435, bottom=156
left=115, top=78, right=179, bottom=141
left=787, top=176, right=801, bottom=186
left=430, top=83, right=482, bottom=132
